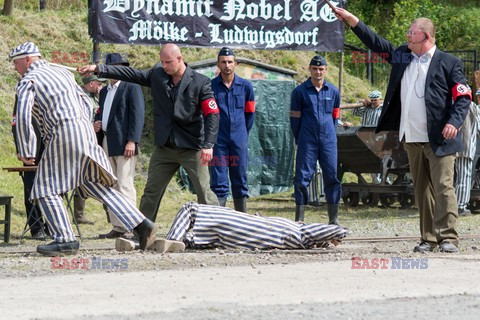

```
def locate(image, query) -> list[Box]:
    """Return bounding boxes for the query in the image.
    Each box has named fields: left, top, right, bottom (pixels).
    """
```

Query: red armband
left=245, top=101, right=255, bottom=113
left=332, top=107, right=340, bottom=119
left=452, top=84, right=472, bottom=101
left=201, top=98, right=219, bottom=116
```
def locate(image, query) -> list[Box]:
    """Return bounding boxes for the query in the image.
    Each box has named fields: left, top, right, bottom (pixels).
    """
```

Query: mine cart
left=336, top=126, right=415, bottom=208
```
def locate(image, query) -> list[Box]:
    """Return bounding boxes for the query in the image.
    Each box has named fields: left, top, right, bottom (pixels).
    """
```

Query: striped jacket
left=352, top=105, right=383, bottom=127
left=458, top=102, right=479, bottom=159
left=15, top=60, right=115, bottom=200
left=167, top=202, right=348, bottom=250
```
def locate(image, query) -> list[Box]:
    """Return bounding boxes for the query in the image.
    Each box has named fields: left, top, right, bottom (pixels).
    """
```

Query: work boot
left=295, top=204, right=305, bottom=222
left=327, top=204, right=339, bottom=225
left=218, top=197, right=227, bottom=207
left=233, top=197, right=247, bottom=213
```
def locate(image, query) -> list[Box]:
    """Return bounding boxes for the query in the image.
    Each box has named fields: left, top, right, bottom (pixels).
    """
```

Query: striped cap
left=368, top=90, right=382, bottom=99
left=8, top=42, right=42, bottom=61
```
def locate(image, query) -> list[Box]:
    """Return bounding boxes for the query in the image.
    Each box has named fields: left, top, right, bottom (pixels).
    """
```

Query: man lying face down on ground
left=116, top=202, right=349, bottom=252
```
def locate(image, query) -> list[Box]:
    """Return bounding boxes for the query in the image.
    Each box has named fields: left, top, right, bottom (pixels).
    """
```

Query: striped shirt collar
left=23, top=59, right=48, bottom=78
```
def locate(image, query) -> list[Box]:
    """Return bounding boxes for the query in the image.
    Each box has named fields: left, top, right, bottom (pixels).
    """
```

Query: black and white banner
left=88, top=0, right=347, bottom=51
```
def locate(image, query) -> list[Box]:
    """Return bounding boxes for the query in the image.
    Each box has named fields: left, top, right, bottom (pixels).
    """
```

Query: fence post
left=92, top=41, right=100, bottom=63
left=39, top=0, right=46, bottom=10
left=339, top=51, right=344, bottom=96
left=366, top=49, right=373, bottom=84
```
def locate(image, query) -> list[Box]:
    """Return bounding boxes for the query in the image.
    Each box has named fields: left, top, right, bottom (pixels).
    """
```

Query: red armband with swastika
left=332, top=107, right=340, bottom=119
left=201, top=98, right=219, bottom=116
left=452, top=84, right=471, bottom=101
left=245, top=101, right=255, bottom=113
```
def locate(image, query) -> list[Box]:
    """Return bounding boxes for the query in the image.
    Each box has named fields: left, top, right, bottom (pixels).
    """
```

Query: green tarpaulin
left=181, top=79, right=296, bottom=197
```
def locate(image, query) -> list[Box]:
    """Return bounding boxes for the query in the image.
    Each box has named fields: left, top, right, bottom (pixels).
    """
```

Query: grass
left=0, top=4, right=374, bottom=239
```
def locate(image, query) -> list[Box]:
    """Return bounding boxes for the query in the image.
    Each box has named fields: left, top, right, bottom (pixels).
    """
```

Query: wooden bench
left=0, top=196, right=13, bottom=243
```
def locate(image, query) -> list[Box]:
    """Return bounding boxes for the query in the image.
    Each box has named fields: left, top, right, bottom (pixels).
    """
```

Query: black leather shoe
left=439, top=241, right=459, bottom=253
left=134, top=219, right=158, bottom=250
left=413, top=241, right=434, bottom=253
left=37, top=240, right=79, bottom=256
left=98, top=230, right=126, bottom=239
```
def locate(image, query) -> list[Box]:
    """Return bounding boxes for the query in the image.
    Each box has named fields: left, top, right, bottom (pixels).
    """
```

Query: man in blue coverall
left=290, top=55, right=342, bottom=224
left=209, top=47, right=255, bottom=212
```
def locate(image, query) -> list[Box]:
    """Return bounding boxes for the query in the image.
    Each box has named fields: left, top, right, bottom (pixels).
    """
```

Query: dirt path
left=1, top=241, right=479, bottom=319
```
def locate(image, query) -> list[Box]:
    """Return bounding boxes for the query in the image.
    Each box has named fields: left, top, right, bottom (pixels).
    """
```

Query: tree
left=2, top=0, right=14, bottom=16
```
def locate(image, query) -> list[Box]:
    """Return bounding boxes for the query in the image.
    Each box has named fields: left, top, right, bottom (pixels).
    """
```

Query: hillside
left=1, top=0, right=478, bottom=227
left=0, top=2, right=375, bottom=230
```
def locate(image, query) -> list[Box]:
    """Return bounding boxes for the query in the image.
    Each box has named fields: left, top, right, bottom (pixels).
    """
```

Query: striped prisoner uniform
left=455, top=102, right=480, bottom=210
left=352, top=105, right=383, bottom=127
left=167, top=202, right=348, bottom=250
left=15, top=60, right=145, bottom=242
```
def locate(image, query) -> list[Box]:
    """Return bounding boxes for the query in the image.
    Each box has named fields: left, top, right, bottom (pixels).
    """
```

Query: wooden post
left=2, top=0, right=14, bottom=16
left=92, top=41, right=100, bottom=63
left=339, top=51, right=344, bottom=97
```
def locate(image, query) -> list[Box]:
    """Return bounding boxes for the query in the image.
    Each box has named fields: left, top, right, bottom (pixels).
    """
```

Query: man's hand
left=20, top=157, right=35, bottom=165
left=93, top=120, right=102, bottom=133
left=334, top=7, right=360, bottom=28
left=442, top=123, right=458, bottom=140
left=77, top=65, right=98, bottom=76
left=342, top=121, right=353, bottom=127
left=200, top=148, right=213, bottom=164
left=124, top=141, right=136, bottom=158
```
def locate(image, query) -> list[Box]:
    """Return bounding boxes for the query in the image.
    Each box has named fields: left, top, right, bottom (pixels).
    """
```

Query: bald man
left=79, top=44, right=220, bottom=223
left=335, top=9, right=471, bottom=253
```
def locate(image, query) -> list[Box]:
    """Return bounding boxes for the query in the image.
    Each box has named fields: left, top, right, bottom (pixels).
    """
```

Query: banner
left=88, top=0, right=346, bottom=51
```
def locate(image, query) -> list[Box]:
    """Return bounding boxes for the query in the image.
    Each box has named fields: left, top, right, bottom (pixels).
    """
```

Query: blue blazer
left=352, top=21, right=471, bottom=156
left=97, top=81, right=145, bottom=157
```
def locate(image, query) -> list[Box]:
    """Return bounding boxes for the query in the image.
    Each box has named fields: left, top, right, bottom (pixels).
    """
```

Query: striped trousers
left=167, top=202, right=348, bottom=250
left=454, top=156, right=473, bottom=210
left=38, top=180, right=145, bottom=242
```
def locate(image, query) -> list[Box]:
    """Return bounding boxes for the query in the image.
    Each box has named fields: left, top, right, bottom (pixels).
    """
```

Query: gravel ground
left=1, top=208, right=479, bottom=319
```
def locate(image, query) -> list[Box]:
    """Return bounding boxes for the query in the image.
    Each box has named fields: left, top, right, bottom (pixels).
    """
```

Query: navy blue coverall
left=290, top=78, right=342, bottom=205
left=210, top=75, right=255, bottom=199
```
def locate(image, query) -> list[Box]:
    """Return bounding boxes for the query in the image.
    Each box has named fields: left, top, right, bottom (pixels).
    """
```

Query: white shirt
left=399, top=46, right=436, bottom=142
left=101, top=81, right=121, bottom=132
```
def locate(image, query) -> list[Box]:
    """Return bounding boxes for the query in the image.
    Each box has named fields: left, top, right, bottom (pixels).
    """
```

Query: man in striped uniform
left=165, top=202, right=349, bottom=250
left=352, top=90, right=383, bottom=127
left=10, top=42, right=157, bottom=256
left=454, top=89, right=480, bottom=215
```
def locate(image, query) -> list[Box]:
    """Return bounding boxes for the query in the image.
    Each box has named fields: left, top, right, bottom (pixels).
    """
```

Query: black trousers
left=22, top=170, right=45, bottom=234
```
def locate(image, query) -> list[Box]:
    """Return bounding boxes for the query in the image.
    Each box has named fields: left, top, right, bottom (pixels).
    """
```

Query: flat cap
left=368, top=90, right=382, bottom=99
left=82, top=75, right=107, bottom=85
